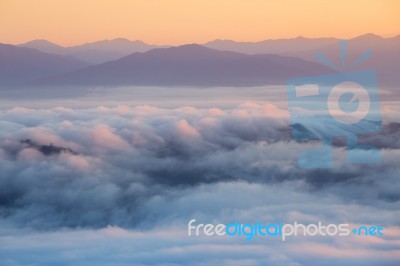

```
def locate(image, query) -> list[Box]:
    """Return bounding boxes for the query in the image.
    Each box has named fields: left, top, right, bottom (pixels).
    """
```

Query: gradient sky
left=0, top=0, right=399, bottom=46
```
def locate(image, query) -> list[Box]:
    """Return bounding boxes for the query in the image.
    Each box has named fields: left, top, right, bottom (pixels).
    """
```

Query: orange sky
left=0, top=0, right=399, bottom=46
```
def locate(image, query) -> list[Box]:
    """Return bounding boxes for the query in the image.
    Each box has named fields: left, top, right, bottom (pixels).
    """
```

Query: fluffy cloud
left=0, top=102, right=399, bottom=265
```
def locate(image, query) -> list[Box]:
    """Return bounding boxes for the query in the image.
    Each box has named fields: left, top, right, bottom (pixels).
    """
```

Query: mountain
left=67, top=38, right=165, bottom=64
left=204, top=37, right=338, bottom=55
left=19, top=38, right=166, bottom=64
left=11, top=35, right=399, bottom=88
left=280, top=34, right=399, bottom=63
left=0, top=44, right=89, bottom=87
left=31, top=44, right=332, bottom=87
left=18, top=39, right=66, bottom=55
left=284, top=34, right=400, bottom=87
left=205, top=34, right=400, bottom=87
left=70, top=38, right=159, bottom=54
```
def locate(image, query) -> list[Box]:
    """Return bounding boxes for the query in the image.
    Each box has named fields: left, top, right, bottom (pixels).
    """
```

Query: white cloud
left=0, top=102, right=399, bottom=265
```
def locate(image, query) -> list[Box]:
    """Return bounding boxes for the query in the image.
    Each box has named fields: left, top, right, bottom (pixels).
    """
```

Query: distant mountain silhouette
left=10, top=34, right=399, bottom=88
left=18, top=39, right=66, bottom=54
left=0, top=43, right=89, bottom=87
left=205, top=34, right=400, bottom=87
left=19, top=38, right=166, bottom=64
left=205, top=36, right=338, bottom=55
left=31, top=44, right=332, bottom=87
left=283, top=34, right=400, bottom=87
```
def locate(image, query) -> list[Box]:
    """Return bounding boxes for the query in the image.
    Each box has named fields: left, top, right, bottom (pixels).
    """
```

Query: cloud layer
left=0, top=102, right=399, bottom=265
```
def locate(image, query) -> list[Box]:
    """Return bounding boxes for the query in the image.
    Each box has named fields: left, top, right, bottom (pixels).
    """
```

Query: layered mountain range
left=0, top=34, right=398, bottom=88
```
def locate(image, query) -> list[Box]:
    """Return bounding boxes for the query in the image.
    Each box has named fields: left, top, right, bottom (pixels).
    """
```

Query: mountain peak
left=145, top=44, right=213, bottom=54
left=20, top=39, right=64, bottom=48
left=207, top=39, right=236, bottom=44
left=353, top=33, right=382, bottom=40
left=174, top=43, right=207, bottom=49
left=146, top=44, right=229, bottom=58
left=18, top=39, right=66, bottom=55
left=24, top=39, right=48, bottom=43
left=110, top=38, right=131, bottom=42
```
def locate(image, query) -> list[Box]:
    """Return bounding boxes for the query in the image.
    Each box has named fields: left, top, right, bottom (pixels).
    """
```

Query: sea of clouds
left=0, top=102, right=399, bottom=265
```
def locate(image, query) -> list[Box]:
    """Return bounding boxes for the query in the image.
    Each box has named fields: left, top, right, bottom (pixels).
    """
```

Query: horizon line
left=3, top=32, right=399, bottom=48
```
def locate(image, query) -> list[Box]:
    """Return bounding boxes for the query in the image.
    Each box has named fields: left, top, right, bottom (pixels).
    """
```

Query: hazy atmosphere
left=0, top=1, right=399, bottom=265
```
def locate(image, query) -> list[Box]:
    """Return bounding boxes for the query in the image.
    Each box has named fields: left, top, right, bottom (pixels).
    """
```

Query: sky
left=0, top=0, right=399, bottom=46
left=0, top=2, right=400, bottom=265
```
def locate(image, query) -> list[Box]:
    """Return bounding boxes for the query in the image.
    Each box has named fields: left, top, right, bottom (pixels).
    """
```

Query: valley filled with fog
left=0, top=85, right=399, bottom=266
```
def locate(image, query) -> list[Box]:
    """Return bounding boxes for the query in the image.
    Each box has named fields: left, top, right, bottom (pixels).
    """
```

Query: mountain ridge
left=28, top=44, right=333, bottom=87
left=0, top=43, right=89, bottom=87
